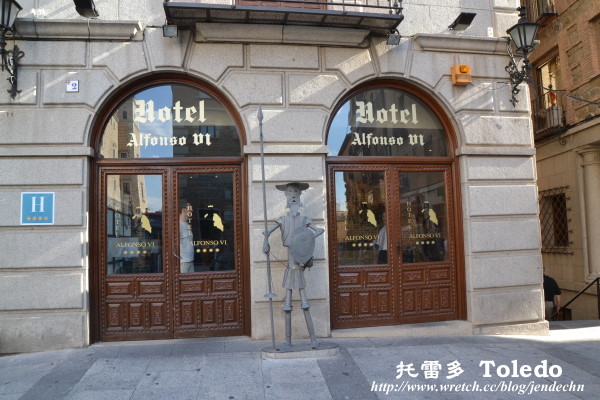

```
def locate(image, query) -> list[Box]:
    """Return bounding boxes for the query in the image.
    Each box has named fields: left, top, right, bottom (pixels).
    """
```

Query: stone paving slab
left=2, top=321, right=599, bottom=400
left=0, top=362, right=56, bottom=397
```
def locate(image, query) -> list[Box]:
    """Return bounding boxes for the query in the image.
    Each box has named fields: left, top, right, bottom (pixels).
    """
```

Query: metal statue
left=263, top=182, right=324, bottom=349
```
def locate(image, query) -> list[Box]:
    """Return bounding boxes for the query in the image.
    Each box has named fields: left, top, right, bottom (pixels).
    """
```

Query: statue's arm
left=307, top=222, right=325, bottom=238
left=262, top=222, right=281, bottom=254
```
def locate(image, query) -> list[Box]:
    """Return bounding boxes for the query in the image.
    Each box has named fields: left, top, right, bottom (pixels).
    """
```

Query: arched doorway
left=90, top=75, right=249, bottom=341
left=327, top=80, right=465, bottom=329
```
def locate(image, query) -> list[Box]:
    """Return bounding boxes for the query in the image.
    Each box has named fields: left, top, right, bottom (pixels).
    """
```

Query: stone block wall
left=0, top=1, right=547, bottom=352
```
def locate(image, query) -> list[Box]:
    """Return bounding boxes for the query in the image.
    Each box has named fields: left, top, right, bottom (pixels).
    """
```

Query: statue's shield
left=290, top=226, right=315, bottom=265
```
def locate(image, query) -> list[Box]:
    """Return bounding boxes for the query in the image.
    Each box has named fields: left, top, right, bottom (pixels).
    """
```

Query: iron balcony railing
left=164, top=0, right=404, bottom=35
left=532, top=90, right=566, bottom=141
left=236, top=0, right=402, bottom=13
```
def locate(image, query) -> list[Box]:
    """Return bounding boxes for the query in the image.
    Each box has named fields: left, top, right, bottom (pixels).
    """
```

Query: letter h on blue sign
left=21, top=192, right=55, bottom=225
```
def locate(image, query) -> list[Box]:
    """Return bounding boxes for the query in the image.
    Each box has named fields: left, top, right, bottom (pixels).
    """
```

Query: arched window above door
left=327, top=86, right=448, bottom=157
left=99, top=83, right=241, bottom=159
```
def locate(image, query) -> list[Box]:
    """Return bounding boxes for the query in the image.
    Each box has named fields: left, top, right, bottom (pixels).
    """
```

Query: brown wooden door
left=98, top=166, right=246, bottom=341
left=329, top=164, right=461, bottom=329
left=173, top=167, right=245, bottom=338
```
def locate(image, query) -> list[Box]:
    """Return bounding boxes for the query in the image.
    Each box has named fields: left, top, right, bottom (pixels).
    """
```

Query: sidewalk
left=1, top=321, right=598, bottom=400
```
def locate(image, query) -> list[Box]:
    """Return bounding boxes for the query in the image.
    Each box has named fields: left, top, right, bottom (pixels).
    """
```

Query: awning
left=164, top=1, right=404, bottom=36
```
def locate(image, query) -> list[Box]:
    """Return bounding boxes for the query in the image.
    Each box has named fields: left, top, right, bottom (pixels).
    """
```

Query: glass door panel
left=399, top=171, right=448, bottom=264
left=106, top=174, right=164, bottom=274
left=334, top=170, right=387, bottom=266
left=177, top=173, right=236, bottom=273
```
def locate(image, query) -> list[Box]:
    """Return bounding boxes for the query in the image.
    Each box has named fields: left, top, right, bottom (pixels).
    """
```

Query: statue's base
left=261, top=342, right=339, bottom=359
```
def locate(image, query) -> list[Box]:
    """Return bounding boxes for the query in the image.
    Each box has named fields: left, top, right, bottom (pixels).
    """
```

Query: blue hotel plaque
left=21, top=192, right=55, bottom=225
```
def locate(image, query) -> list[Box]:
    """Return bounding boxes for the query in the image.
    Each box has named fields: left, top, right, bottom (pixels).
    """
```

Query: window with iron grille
left=539, top=186, right=572, bottom=254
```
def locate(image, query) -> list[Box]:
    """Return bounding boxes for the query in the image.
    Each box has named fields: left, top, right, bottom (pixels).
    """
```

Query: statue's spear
left=258, top=105, right=276, bottom=349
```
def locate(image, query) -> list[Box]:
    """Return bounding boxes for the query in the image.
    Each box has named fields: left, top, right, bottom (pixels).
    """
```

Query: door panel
left=331, top=169, right=395, bottom=327
left=100, top=171, right=171, bottom=340
left=174, top=168, right=244, bottom=338
left=396, top=169, right=457, bottom=323
left=330, top=164, right=459, bottom=329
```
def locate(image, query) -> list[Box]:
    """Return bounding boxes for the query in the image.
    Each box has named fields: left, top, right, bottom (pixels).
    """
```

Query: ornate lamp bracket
left=0, top=36, right=24, bottom=99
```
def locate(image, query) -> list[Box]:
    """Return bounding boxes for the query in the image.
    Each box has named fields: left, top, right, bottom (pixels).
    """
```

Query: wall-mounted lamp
left=1, top=0, right=23, bottom=99
left=505, top=6, right=539, bottom=106
left=387, top=29, right=401, bottom=46
left=73, top=0, right=99, bottom=18
left=448, top=12, right=476, bottom=31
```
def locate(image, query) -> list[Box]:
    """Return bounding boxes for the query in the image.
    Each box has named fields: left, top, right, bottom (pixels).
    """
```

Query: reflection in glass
left=400, top=172, right=448, bottom=263
left=106, top=175, right=163, bottom=274
left=328, top=88, right=447, bottom=157
left=334, top=171, right=387, bottom=266
left=178, top=173, right=235, bottom=273
left=100, top=84, right=241, bottom=159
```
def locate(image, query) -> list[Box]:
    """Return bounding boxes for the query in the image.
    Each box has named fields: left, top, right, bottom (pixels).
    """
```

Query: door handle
left=173, top=253, right=182, bottom=260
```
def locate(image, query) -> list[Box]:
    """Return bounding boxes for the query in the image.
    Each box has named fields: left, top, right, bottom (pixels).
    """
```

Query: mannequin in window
left=374, top=211, right=387, bottom=264
left=421, top=200, right=443, bottom=261
left=179, top=204, right=195, bottom=273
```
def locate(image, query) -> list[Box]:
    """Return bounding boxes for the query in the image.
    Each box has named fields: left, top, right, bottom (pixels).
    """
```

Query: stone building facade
left=528, top=0, right=600, bottom=319
left=0, top=0, right=547, bottom=354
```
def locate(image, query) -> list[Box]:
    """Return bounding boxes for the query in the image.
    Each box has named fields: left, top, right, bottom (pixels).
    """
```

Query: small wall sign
left=21, top=192, right=55, bottom=225
left=66, top=80, right=79, bottom=93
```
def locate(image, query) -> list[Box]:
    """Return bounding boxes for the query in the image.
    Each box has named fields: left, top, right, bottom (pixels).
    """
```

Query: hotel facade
left=0, top=0, right=547, bottom=353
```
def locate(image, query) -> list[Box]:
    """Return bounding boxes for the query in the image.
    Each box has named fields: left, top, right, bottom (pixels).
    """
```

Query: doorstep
left=331, top=320, right=473, bottom=338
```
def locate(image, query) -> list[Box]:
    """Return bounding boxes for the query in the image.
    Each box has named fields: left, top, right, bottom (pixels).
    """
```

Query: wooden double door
left=329, top=163, right=464, bottom=329
left=96, top=165, right=247, bottom=341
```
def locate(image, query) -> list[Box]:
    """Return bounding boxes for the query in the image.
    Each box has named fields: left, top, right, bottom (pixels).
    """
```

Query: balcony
left=527, top=0, right=558, bottom=27
left=532, top=91, right=566, bottom=142
left=163, top=0, right=404, bottom=36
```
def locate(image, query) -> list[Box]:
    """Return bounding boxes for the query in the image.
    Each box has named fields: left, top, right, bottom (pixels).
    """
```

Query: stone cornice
left=0, top=146, right=94, bottom=157
left=195, top=23, right=370, bottom=47
left=413, top=33, right=509, bottom=55
left=14, top=19, right=142, bottom=40
left=244, top=144, right=329, bottom=155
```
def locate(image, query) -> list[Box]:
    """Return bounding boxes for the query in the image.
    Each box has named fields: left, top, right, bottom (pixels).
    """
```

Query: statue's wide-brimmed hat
left=275, top=182, right=309, bottom=191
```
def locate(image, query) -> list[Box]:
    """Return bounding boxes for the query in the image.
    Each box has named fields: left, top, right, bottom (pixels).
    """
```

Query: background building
left=0, top=0, right=547, bottom=354
left=528, top=0, right=600, bottom=319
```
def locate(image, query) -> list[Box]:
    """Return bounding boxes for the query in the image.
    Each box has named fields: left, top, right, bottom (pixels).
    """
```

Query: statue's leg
left=284, top=289, right=293, bottom=347
left=299, top=288, right=319, bottom=348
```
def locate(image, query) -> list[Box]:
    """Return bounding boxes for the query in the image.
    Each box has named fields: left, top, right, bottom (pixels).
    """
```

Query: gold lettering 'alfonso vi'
left=350, top=132, right=426, bottom=147
left=409, top=233, right=442, bottom=239
left=345, top=235, right=379, bottom=241
left=193, top=240, right=228, bottom=246
left=115, top=241, right=157, bottom=248
left=127, top=132, right=212, bottom=148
